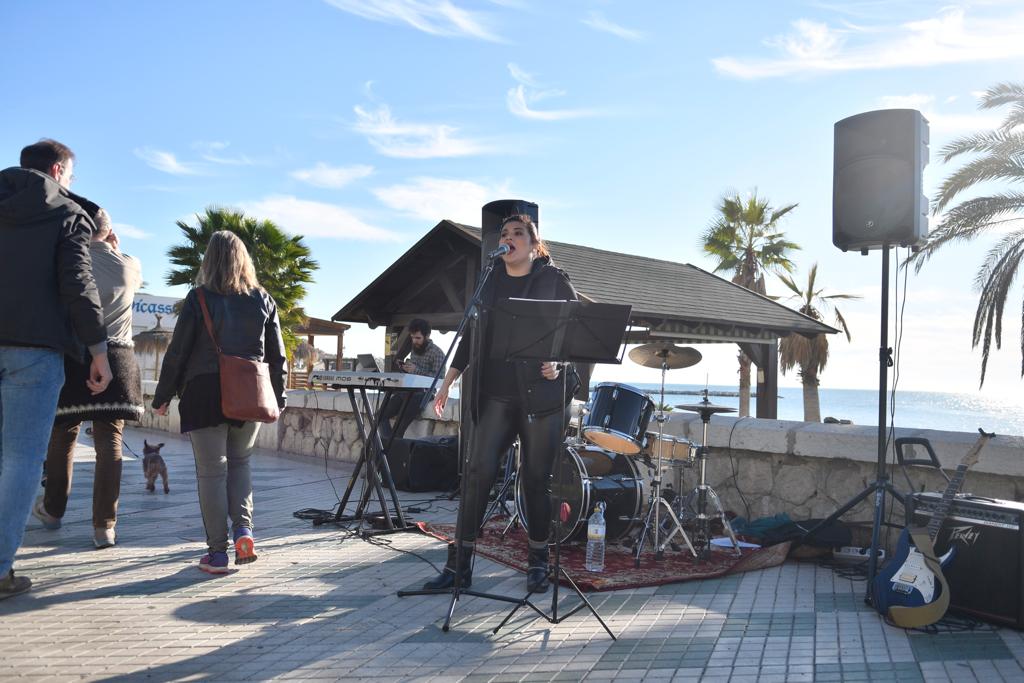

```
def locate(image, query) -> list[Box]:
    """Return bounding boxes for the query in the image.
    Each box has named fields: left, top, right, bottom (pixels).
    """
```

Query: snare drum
left=581, top=383, right=655, bottom=455
left=516, top=443, right=644, bottom=544
left=641, top=432, right=695, bottom=462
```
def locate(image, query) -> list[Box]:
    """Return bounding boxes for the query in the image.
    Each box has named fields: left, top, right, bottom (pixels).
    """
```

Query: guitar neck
left=925, top=466, right=968, bottom=540
left=924, top=431, right=992, bottom=541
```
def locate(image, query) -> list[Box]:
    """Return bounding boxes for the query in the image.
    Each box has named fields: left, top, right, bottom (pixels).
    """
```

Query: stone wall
left=662, top=413, right=1024, bottom=525
left=139, top=388, right=1024, bottom=525
left=138, top=388, right=460, bottom=458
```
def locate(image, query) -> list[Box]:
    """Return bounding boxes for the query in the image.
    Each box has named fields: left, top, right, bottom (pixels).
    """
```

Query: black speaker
left=385, top=435, right=458, bottom=492
left=908, top=492, right=1024, bottom=629
left=833, top=109, right=930, bottom=252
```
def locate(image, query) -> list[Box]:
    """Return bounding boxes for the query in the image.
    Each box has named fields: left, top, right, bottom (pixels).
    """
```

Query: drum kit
left=503, top=341, right=743, bottom=564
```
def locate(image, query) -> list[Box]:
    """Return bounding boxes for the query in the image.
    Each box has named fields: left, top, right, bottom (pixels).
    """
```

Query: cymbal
left=675, top=401, right=737, bottom=415
left=628, top=343, right=702, bottom=370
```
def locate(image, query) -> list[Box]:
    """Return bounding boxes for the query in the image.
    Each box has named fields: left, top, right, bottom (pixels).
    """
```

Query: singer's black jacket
left=452, top=255, right=578, bottom=419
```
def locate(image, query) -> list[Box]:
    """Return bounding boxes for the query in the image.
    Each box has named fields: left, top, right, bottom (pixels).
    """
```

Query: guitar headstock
left=961, top=427, right=996, bottom=469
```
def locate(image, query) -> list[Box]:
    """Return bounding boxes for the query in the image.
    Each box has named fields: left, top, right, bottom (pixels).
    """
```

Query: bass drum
left=516, top=443, right=644, bottom=545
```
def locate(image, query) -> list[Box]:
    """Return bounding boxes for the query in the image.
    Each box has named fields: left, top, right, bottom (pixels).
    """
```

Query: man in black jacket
left=0, top=139, right=111, bottom=600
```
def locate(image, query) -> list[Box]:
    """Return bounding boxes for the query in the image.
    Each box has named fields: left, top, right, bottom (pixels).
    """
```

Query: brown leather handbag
left=197, top=288, right=281, bottom=424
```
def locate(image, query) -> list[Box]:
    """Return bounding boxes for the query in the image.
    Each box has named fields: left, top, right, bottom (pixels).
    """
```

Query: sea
left=605, top=383, right=1024, bottom=437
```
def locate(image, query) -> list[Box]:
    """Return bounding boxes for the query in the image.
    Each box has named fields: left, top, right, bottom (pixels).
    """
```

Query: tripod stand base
left=679, top=485, right=741, bottom=558
left=633, top=495, right=697, bottom=567
left=493, top=564, right=616, bottom=639
left=397, top=585, right=545, bottom=632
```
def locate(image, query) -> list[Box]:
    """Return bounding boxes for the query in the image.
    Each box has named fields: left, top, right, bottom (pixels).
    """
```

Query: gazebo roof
left=334, top=220, right=835, bottom=343
left=294, top=316, right=350, bottom=336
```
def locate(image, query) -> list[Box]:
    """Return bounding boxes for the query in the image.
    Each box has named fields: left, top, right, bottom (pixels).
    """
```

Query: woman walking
left=153, top=231, right=286, bottom=573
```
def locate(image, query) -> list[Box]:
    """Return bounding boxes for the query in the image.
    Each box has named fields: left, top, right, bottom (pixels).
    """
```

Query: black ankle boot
left=526, top=546, right=549, bottom=593
left=423, top=543, right=473, bottom=590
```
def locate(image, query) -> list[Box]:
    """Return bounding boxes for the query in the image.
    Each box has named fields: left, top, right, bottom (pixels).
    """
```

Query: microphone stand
left=397, top=254, right=546, bottom=632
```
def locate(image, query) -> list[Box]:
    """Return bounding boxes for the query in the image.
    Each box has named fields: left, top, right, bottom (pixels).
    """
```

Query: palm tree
left=777, top=264, right=858, bottom=422
left=907, top=82, right=1024, bottom=387
left=166, top=207, right=319, bottom=354
left=701, top=191, right=801, bottom=415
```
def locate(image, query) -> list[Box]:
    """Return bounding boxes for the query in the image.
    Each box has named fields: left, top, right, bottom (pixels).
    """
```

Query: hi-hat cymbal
left=675, top=401, right=737, bottom=415
left=628, top=343, right=702, bottom=370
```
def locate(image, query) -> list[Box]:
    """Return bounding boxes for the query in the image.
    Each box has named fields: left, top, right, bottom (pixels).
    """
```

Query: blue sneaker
left=198, top=551, right=230, bottom=574
left=32, top=496, right=61, bottom=530
left=233, top=527, right=257, bottom=565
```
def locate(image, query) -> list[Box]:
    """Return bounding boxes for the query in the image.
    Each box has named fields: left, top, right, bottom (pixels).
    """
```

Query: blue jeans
left=0, top=346, right=64, bottom=576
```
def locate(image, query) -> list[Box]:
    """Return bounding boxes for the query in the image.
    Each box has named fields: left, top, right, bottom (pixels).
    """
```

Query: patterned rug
left=416, top=518, right=791, bottom=592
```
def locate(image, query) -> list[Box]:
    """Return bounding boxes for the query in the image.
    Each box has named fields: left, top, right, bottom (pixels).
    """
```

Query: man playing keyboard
left=379, top=318, right=445, bottom=439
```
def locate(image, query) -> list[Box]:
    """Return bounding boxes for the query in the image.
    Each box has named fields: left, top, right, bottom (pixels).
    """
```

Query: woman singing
left=425, top=215, right=578, bottom=594
left=153, top=231, right=287, bottom=573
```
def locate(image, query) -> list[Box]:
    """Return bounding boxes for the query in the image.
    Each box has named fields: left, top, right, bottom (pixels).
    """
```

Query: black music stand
left=487, top=298, right=631, bottom=638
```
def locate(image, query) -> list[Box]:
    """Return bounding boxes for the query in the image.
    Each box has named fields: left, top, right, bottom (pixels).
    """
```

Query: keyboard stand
left=333, top=385, right=417, bottom=535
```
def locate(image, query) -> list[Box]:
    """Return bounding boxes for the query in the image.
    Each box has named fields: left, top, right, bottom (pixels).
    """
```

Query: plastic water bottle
left=585, top=502, right=606, bottom=572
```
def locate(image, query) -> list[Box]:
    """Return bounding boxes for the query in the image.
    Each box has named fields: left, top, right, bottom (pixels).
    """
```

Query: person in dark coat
left=0, top=139, right=111, bottom=600
left=425, top=214, right=578, bottom=594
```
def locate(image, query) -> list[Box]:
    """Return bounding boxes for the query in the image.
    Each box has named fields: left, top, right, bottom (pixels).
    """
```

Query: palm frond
left=933, top=155, right=1024, bottom=213
left=939, top=130, right=1024, bottom=162
left=833, top=308, right=852, bottom=342
left=971, top=233, right=1024, bottom=386
left=980, top=82, right=1024, bottom=110
left=910, top=192, right=1024, bottom=272
left=1002, top=104, right=1024, bottom=132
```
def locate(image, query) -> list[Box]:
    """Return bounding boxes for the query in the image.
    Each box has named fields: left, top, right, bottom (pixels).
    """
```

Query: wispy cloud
left=322, top=0, right=501, bottom=41
left=877, top=93, right=1004, bottom=134
left=194, top=141, right=259, bottom=166
left=713, top=7, right=1024, bottom=79
left=112, top=222, right=151, bottom=239
left=353, top=104, right=494, bottom=158
left=242, top=195, right=400, bottom=241
left=505, top=64, right=599, bottom=121
left=133, top=147, right=206, bottom=176
left=373, top=176, right=513, bottom=223
left=581, top=11, right=645, bottom=41
left=291, top=162, right=374, bottom=189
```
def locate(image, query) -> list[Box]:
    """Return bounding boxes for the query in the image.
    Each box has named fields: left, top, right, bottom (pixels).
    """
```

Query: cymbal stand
left=632, top=358, right=696, bottom=567
left=680, top=391, right=741, bottom=559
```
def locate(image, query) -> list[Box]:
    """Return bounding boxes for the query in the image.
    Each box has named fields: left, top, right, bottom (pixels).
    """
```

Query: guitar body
left=873, top=528, right=956, bottom=614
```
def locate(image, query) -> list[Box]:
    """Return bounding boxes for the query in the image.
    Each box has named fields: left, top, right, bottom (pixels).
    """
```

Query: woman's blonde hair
left=196, top=230, right=261, bottom=295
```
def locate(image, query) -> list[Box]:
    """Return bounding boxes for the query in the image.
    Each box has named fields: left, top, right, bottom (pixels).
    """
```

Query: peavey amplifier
left=907, top=492, right=1024, bottom=629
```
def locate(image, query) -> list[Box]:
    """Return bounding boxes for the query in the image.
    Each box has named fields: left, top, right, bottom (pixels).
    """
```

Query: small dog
left=142, top=440, right=169, bottom=494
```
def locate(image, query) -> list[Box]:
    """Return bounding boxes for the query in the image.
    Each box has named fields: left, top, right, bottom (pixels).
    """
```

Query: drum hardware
left=676, top=390, right=742, bottom=559
left=629, top=345, right=702, bottom=565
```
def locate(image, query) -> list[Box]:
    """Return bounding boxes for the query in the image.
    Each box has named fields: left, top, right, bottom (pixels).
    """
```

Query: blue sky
left=3, top=0, right=1024, bottom=402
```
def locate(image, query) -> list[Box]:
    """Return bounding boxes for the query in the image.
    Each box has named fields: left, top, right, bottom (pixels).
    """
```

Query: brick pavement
left=2, top=427, right=1023, bottom=682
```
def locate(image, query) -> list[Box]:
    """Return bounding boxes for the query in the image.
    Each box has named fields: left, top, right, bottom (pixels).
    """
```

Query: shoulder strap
left=195, top=288, right=222, bottom=354
left=886, top=527, right=951, bottom=628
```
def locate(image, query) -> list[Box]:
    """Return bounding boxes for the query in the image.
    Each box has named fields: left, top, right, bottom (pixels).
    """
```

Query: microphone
left=487, top=243, right=511, bottom=260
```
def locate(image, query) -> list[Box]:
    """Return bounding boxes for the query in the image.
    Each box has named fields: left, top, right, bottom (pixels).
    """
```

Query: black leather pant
left=455, top=397, right=567, bottom=547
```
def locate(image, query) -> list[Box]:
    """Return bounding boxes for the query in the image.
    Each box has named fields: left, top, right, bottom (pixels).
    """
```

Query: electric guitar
left=872, top=428, right=994, bottom=624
